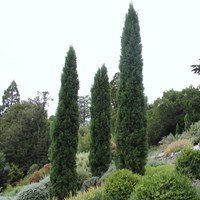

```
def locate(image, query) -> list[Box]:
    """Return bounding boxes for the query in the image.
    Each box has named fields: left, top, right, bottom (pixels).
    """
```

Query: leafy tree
left=147, top=87, right=200, bottom=145
left=0, top=80, right=20, bottom=115
left=115, top=4, right=148, bottom=175
left=89, top=65, right=111, bottom=176
left=191, top=59, right=200, bottom=75
left=78, top=95, right=91, bottom=124
left=50, top=46, right=79, bottom=199
left=0, top=101, right=50, bottom=173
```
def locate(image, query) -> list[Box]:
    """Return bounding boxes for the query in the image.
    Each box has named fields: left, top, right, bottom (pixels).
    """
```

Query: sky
left=0, top=0, right=200, bottom=117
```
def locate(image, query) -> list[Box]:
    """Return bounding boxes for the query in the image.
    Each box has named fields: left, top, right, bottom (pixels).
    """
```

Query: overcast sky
left=1, top=0, right=200, bottom=116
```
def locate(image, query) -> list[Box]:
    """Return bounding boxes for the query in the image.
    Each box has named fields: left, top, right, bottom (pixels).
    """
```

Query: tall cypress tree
left=115, top=3, right=148, bottom=175
left=50, top=46, right=79, bottom=199
left=89, top=65, right=111, bottom=176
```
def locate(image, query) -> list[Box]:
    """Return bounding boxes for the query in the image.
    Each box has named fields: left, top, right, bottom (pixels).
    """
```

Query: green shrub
left=176, top=148, right=200, bottom=180
left=8, top=164, right=23, bottom=186
left=27, top=164, right=39, bottom=176
left=145, top=164, right=175, bottom=177
left=129, top=172, right=199, bottom=200
left=104, top=169, right=140, bottom=200
left=15, top=176, right=49, bottom=200
left=77, top=125, right=91, bottom=153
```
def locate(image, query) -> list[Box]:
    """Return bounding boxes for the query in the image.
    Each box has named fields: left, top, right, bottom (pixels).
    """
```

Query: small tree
left=1, top=80, right=20, bottom=115
left=115, top=3, right=148, bottom=175
left=50, top=46, right=79, bottom=199
left=89, top=65, right=111, bottom=176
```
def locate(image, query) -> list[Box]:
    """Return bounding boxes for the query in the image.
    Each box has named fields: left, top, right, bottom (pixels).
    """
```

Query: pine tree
left=50, top=46, right=79, bottom=199
left=115, top=3, right=148, bottom=175
left=89, top=65, right=111, bottom=176
left=1, top=80, right=20, bottom=115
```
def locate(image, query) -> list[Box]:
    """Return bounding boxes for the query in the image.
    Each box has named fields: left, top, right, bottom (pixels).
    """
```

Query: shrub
left=27, top=164, right=39, bottom=176
left=129, top=172, right=199, bottom=200
left=8, top=164, right=23, bottom=186
left=176, top=148, right=200, bottom=180
left=0, top=197, right=14, bottom=200
left=145, top=164, right=175, bottom=177
left=15, top=176, right=50, bottom=200
left=29, top=171, right=41, bottom=183
left=77, top=125, right=91, bottom=153
left=66, top=186, right=104, bottom=200
left=104, top=169, right=140, bottom=200
left=164, top=139, right=192, bottom=156
left=76, top=152, right=91, bottom=190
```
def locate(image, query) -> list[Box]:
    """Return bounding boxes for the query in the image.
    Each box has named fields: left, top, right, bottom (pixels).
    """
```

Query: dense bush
left=0, top=197, right=14, bottom=200
left=104, top=169, right=140, bottom=200
left=15, top=176, right=49, bottom=200
left=164, top=139, right=192, bottom=156
left=129, top=172, right=199, bottom=200
left=176, top=148, right=200, bottom=180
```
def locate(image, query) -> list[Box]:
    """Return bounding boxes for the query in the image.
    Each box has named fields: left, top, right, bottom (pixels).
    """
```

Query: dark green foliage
left=191, top=59, right=200, bottom=75
left=50, top=46, right=79, bottom=199
left=129, top=172, right=199, bottom=200
left=115, top=3, right=148, bottom=175
left=0, top=101, right=50, bottom=173
left=176, top=148, right=200, bottom=180
left=104, top=169, right=140, bottom=200
left=78, top=95, right=91, bottom=124
left=184, top=113, right=192, bottom=131
left=8, top=164, right=23, bottom=186
left=89, top=65, right=111, bottom=177
left=176, top=123, right=181, bottom=135
left=0, top=80, right=20, bottom=115
left=0, top=153, right=9, bottom=191
left=147, top=87, right=200, bottom=145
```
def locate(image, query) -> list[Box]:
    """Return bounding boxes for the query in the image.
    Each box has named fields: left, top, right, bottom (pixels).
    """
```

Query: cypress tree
left=50, top=46, right=79, bottom=199
left=89, top=65, right=111, bottom=176
left=115, top=3, right=148, bottom=175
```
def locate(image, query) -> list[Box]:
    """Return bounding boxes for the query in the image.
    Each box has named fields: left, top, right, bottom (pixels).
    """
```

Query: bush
left=27, top=164, right=39, bottom=176
left=0, top=197, right=14, bottom=200
left=8, top=164, right=23, bottom=186
left=164, top=139, right=192, bottom=156
left=76, top=152, right=91, bottom=190
left=15, top=176, right=50, bottom=200
left=104, top=169, right=140, bottom=200
left=129, top=172, right=199, bottom=200
left=66, top=187, right=104, bottom=200
left=176, top=148, right=200, bottom=180
left=77, top=125, right=91, bottom=153
left=145, top=164, right=175, bottom=177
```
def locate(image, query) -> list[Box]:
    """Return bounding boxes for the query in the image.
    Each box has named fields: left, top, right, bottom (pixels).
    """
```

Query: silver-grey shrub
left=15, top=176, right=49, bottom=200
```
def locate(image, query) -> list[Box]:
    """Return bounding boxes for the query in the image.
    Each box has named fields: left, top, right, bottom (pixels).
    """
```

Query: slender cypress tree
left=89, top=65, right=111, bottom=176
left=115, top=3, right=148, bottom=175
left=50, top=46, right=79, bottom=199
